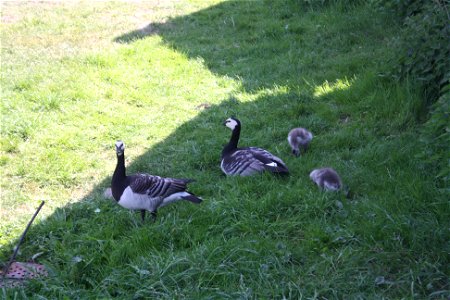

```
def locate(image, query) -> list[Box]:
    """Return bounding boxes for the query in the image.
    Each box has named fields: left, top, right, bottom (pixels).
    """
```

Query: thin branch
left=2, top=201, right=45, bottom=278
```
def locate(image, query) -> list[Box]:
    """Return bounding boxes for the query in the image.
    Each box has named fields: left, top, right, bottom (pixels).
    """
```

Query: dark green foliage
left=373, top=0, right=447, bottom=19
left=375, top=0, right=449, bottom=186
left=419, top=85, right=450, bottom=186
left=376, top=0, right=449, bottom=103
left=289, top=0, right=364, bottom=10
left=400, top=2, right=449, bottom=103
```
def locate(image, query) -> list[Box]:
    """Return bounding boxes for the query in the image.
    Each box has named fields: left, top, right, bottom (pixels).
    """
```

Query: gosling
left=287, top=128, right=313, bottom=156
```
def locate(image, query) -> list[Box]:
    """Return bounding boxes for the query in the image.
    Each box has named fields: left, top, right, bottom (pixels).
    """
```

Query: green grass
left=1, top=0, right=449, bottom=298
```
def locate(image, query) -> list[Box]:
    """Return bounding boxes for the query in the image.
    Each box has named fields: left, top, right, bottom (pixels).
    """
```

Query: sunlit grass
left=313, top=78, right=352, bottom=98
left=1, top=0, right=230, bottom=241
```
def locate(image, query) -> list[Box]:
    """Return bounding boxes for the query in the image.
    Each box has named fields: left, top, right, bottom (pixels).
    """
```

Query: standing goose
left=111, top=141, right=202, bottom=221
left=309, top=167, right=342, bottom=191
left=287, top=127, right=313, bottom=156
left=221, top=117, right=289, bottom=176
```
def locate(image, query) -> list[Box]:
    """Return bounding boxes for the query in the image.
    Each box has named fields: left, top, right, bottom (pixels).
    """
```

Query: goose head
left=223, top=117, right=240, bottom=130
left=115, top=140, right=125, bottom=156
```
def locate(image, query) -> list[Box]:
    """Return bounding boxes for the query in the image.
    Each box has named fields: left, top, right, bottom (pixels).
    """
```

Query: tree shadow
left=113, top=24, right=160, bottom=43
left=114, top=0, right=382, bottom=92
left=0, top=85, right=380, bottom=296
left=0, top=92, right=327, bottom=296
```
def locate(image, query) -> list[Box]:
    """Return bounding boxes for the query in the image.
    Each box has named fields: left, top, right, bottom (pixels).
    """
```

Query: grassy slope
left=1, top=0, right=448, bottom=298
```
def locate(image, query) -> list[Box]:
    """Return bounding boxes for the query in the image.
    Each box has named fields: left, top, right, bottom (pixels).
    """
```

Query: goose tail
left=264, top=162, right=289, bottom=176
left=179, top=178, right=196, bottom=184
left=274, top=165, right=290, bottom=176
left=181, top=192, right=203, bottom=204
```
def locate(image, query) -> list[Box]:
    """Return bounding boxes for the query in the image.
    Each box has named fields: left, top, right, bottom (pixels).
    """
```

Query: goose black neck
left=222, top=125, right=241, bottom=157
left=111, top=153, right=127, bottom=201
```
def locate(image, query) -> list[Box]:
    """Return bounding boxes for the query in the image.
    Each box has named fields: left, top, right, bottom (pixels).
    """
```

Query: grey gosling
left=309, top=167, right=342, bottom=191
left=287, top=127, right=313, bottom=156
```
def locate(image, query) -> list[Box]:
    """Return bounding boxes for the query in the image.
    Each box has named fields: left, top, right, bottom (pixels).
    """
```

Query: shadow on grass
left=4, top=1, right=444, bottom=298
left=1, top=93, right=321, bottom=297
left=114, top=1, right=374, bottom=92
left=113, top=24, right=160, bottom=43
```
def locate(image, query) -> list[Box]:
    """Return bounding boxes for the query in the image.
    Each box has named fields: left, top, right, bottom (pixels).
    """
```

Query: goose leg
left=151, top=211, right=157, bottom=222
left=344, top=186, right=352, bottom=199
left=302, top=144, right=308, bottom=153
left=140, top=210, right=146, bottom=222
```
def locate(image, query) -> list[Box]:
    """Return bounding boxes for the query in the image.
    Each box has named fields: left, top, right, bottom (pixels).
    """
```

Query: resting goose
left=111, top=141, right=202, bottom=221
left=309, top=167, right=342, bottom=191
left=287, top=127, right=313, bottom=156
left=221, top=117, right=289, bottom=176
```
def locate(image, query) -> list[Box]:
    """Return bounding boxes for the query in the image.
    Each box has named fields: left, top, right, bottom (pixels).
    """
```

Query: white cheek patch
left=226, top=119, right=237, bottom=130
left=266, top=162, right=278, bottom=167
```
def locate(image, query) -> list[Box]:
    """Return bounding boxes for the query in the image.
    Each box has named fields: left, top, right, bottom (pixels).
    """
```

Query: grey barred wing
left=221, top=150, right=265, bottom=176
left=161, top=178, right=192, bottom=197
left=129, top=174, right=191, bottom=198
left=128, top=174, right=159, bottom=194
left=247, top=147, right=286, bottom=166
left=221, top=147, right=289, bottom=176
left=246, top=147, right=289, bottom=174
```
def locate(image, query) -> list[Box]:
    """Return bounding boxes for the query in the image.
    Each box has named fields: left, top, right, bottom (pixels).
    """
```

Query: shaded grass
left=1, top=0, right=449, bottom=298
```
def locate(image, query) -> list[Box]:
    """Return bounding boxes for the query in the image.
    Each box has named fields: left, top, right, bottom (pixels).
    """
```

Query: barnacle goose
left=287, top=127, right=313, bottom=156
left=309, top=167, right=342, bottom=191
left=111, top=141, right=202, bottom=221
left=221, top=117, right=289, bottom=176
